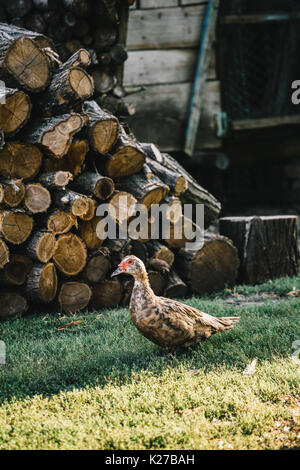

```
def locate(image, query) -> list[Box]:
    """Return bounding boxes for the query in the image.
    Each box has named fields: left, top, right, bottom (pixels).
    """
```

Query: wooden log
left=62, top=0, right=90, bottom=17
left=1, top=179, right=25, bottom=207
left=42, top=139, right=88, bottom=177
left=0, top=142, right=42, bottom=180
left=118, top=172, right=169, bottom=210
left=142, top=144, right=221, bottom=227
left=71, top=171, right=114, bottom=201
left=92, top=67, right=117, bottom=94
left=4, top=0, right=32, bottom=18
left=46, top=210, right=77, bottom=235
left=91, top=279, right=123, bottom=309
left=103, top=238, right=132, bottom=269
left=109, top=44, right=128, bottom=65
left=2, top=254, right=32, bottom=286
left=164, top=196, right=182, bottom=223
left=21, top=113, right=85, bottom=158
left=107, top=191, right=137, bottom=226
left=93, top=24, right=117, bottom=51
left=163, top=269, right=188, bottom=299
left=0, top=25, right=52, bottom=92
left=0, top=209, right=33, bottom=244
left=145, top=157, right=188, bottom=196
left=37, top=171, right=73, bottom=189
left=52, top=189, right=94, bottom=220
left=0, top=129, right=4, bottom=149
left=25, top=262, right=58, bottom=303
left=0, top=22, right=53, bottom=48
left=33, top=0, right=59, bottom=12
left=104, top=127, right=146, bottom=178
left=83, top=100, right=119, bottom=155
left=130, top=239, right=148, bottom=265
left=146, top=240, right=174, bottom=267
left=10, top=17, right=25, bottom=28
left=58, top=281, right=92, bottom=313
left=37, top=67, right=94, bottom=116
left=0, top=88, right=31, bottom=136
left=219, top=216, right=299, bottom=284
left=53, top=233, right=87, bottom=276
left=175, top=235, right=239, bottom=295
left=57, top=48, right=91, bottom=72
left=0, top=238, right=10, bottom=268
left=79, top=216, right=103, bottom=251
left=0, top=292, right=28, bottom=320
left=164, top=215, right=202, bottom=250
left=148, top=270, right=166, bottom=296
left=24, top=183, right=51, bottom=213
left=82, top=248, right=111, bottom=283
left=25, top=12, right=47, bottom=34
left=25, top=229, right=56, bottom=263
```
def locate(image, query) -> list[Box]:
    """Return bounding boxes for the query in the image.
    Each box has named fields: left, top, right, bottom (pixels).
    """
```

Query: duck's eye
left=127, top=259, right=134, bottom=265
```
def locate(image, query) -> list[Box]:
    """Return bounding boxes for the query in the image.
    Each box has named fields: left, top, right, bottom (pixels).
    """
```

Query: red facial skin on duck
left=119, top=258, right=134, bottom=272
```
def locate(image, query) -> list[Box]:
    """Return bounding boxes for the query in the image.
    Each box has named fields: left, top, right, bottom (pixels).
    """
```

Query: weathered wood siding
left=125, top=1, right=221, bottom=152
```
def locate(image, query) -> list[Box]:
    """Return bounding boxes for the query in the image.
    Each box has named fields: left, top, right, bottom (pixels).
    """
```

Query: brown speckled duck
left=111, top=256, right=240, bottom=350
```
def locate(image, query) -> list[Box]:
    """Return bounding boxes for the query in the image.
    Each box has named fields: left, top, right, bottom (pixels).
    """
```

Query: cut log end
left=91, top=119, right=119, bottom=154
left=5, top=254, right=33, bottom=286
left=25, top=183, right=51, bottom=213
left=91, top=280, right=123, bottom=309
left=53, top=233, right=87, bottom=276
left=0, top=292, right=28, bottom=320
left=106, top=146, right=145, bottom=178
left=0, top=239, right=10, bottom=268
left=0, top=210, right=33, bottom=245
left=0, top=90, right=31, bottom=136
left=59, top=281, right=92, bottom=313
left=47, top=211, right=77, bottom=234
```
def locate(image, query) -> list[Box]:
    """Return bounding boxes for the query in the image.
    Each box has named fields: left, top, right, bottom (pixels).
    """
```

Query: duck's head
left=111, top=255, right=146, bottom=279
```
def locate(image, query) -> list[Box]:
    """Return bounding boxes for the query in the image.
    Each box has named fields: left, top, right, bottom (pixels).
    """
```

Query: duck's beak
left=111, top=265, right=123, bottom=277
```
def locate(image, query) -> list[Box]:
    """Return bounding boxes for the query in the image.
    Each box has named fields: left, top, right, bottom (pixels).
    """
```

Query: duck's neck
left=133, top=269, right=153, bottom=293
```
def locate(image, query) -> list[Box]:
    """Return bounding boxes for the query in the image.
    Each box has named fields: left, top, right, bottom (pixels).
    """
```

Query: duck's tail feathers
left=216, top=316, right=240, bottom=331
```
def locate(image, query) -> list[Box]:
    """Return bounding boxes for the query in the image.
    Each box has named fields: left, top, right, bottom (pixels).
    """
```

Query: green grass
left=0, top=276, right=299, bottom=450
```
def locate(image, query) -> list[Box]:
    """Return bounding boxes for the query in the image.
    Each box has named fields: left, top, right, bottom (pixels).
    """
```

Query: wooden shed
left=124, top=0, right=300, bottom=155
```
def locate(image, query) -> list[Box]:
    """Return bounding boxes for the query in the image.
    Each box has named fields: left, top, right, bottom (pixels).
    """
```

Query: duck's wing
left=158, top=296, right=224, bottom=330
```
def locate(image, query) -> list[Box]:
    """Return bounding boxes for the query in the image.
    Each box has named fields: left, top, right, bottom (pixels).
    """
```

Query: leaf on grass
left=243, top=358, right=257, bottom=376
left=287, top=289, right=300, bottom=297
left=56, top=320, right=83, bottom=331
left=177, top=406, right=204, bottom=415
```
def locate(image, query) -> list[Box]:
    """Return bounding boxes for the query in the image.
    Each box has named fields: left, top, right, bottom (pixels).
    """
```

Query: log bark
left=175, top=235, right=239, bottom=295
left=3, top=254, right=32, bottom=285
left=82, top=248, right=111, bottom=283
left=37, top=171, right=73, bottom=189
left=52, top=188, right=95, bottom=220
left=0, top=238, right=10, bottom=268
left=24, top=183, right=51, bottom=213
left=71, top=171, right=115, bottom=200
left=0, top=25, right=52, bottom=92
left=92, top=67, right=117, bottom=94
left=83, top=100, right=119, bottom=154
left=25, top=262, right=58, bottom=303
left=0, top=88, right=31, bottom=136
left=163, top=269, right=188, bottom=299
left=0, top=142, right=42, bottom=180
left=37, top=66, right=94, bottom=116
left=141, top=144, right=221, bottom=227
left=91, top=279, right=123, bottom=309
left=105, top=127, right=146, bottom=178
left=33, top=0, right=59, bottom=12
left=21, top=113, right=85, bottom=158
left=4, top=0, right=32, bottom=18
left=93, top=24, right=117, bottom=51
left=1, top=179, right=25, bottom=207
left=118, top=172, right=169, bottom=210
left=57, top=48, right=91, bottom=72
left=25, top=13, right=47, bottom=34
left=62, top=0, right=90, bottom=17
left=103, top=238, right=132, bottom=269
left=164, top=215, right=203, bottom=250
left=0, top=292, right=28, bottom=320
left=58, top=281, right=92, bottom=312
left=25, top=229, right=56, bottom=263
left=46, top=210, right=77, bottom=235
left=53, top=233, right=87, bottom=276
left=219, top=216, right=299, bottom=284
left=130, top=239, right=148, bottom=265
left=146, top=240, right=174, bottom=267
left=145, top=158, right=188, bottom=196
left=0, top=209, right=33, bottom=244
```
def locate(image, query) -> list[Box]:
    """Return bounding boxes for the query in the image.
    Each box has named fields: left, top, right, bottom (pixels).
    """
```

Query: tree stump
left=175, top=235, right=239, bottom=295
left=220, top=216, right=299, bottom=284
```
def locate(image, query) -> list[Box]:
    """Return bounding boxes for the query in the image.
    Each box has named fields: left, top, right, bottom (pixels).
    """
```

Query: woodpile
left=0, top=12, right=243, bottom=320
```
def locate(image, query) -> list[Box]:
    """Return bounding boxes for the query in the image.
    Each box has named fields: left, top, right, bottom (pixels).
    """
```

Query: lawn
left=0, top=276, right=299, bottom=450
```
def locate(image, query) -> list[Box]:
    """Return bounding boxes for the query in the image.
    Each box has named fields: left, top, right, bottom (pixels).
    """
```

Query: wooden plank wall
left=125, top=1, right=222, bottom=152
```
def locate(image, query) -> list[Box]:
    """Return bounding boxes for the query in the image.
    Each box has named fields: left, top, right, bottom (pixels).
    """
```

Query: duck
left=111, top=255, right=240, bottom=350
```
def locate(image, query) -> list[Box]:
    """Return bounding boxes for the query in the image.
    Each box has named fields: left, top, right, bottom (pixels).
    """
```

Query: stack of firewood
left=0, top=0, right=134, bottom=117
left=0, top=21, right=240, bottom=320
